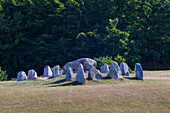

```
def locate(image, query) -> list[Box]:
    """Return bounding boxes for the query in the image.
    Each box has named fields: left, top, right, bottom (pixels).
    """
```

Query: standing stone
left=52, top=65, right=60, bottom=78
left=28, top=69, right=37, bottom=80
left=107, top=61, right=122, bottom=79
left=17, top=71, right=27, bottom=81
left=76, top=64, right=86, bottom=83
left=43, top=65, right=52, bottom=77
left=100, top=64, right=109, bottom=73
left=134, top=63, right=143, bottom=80
left=88, top=65, right=102, bottom=80
left=60, top=70, right=64, bottom=75
left=120, top=63, right=129, bottom=76
left=65, top=67, right=74, bottom=81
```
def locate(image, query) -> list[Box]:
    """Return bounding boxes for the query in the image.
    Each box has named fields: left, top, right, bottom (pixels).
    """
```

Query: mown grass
left=0, top=71, right=170, bottom=113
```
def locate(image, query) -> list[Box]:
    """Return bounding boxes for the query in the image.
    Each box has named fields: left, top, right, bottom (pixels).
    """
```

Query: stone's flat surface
left=134, top=63, right=143, bottom=80
left=120, top=63, right=129, bottom=76
left=63, top=58, right=97, bottom=70
left=43, top=65, right=52, bottom=77
left=52, top=65, right=60, bottom=78
left=100, top=64, right=109, bottom=73
left=17, top=71, right=27, bottom=81
left=76, top=64, right=86, bottom=83
left=107, top=61, right=122, bottom=79
left=65, top=67, right=74, bottom=81
left=88, top=65, right=102, bottom=80
left=28, top=69, right=37, bottom=80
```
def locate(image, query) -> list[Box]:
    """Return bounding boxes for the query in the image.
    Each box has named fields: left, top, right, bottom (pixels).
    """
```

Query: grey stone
left=63, top=62, right=73, bottom=70
left=63, top=58, right=97, bottom=70
left=17, top=71, right=27, bottom=81
left=72, top=61, right=80, bottom=70
left=76, top=64, right=86, bottom=83
left=65, top=67, right=74, bottom=81
left=28, top=69, right=37, bottom=80
left=107, top=61, right=122, bottom=79
left=134, top=63, right=143, bottom=80
left=120, top=63, right=129, bottom=76
left=60, top=70, right=64, bottom=75
left=43, top=65, right=52, bottom=77
left=52, top=65, right=60, bottom=78
left=88, top=65, right=102, bottom=80
left=100, top=63, right=109, bottom=73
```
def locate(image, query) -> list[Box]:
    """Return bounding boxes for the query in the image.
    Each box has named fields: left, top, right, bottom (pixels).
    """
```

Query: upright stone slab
left=96, top=70, right=102, bottom=79
left=52, top=65, right=60, bottom=78
left=76, top=64, right=86, bottom=84
left=60, top=70, right=64, bottom=75
left=107, top=61, right=122, bottom=79
left=134, top=63, right=143, bottom=80
left=28, top=69, right=37, bottom=80
left=88, top=65, right=102, bottom=80
left=88, top=65, right=97, bottom=80
left=17, top=71, right=27, bottom=81
left=120, top=63, right=129, bottom=76
left=65, top=67, right=74, bottom=81
left=43, top=65, right=52, bottom=77
left=100, top=64, right=109, bottom=73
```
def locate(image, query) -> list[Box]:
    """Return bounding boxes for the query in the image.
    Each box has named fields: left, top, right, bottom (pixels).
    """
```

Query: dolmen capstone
left=76, top=64, right=86, bottom=84
left=28, top=69, right=37, bottom=80
left=43, top=65, right=52, bottom=77
left=17, top=71, right=28, bottom=81
left=63, top=58, right=97, bottom=71
left=52, top=65, right=60, bottom=78
left=107, top=61, right=122, bottom=79
left=134, top=63, right=143, bottom=80
left=65, top=67, right=74, bottom=81
left=120, top=63, right=129, bottom=76
left=100, top=63, right=109, bottom=73
left=88, top=65, right=102, bottom=80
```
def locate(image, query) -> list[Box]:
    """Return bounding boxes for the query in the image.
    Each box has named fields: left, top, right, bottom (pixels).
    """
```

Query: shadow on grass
left=124, top=77, right=143, bottom=81
left=48, top=81, right=83, bottom=87
left=43, top=79, right=66, bottom=85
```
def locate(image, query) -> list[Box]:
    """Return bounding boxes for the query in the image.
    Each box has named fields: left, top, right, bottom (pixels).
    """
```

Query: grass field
left=0, top=71, right=170, bottom=113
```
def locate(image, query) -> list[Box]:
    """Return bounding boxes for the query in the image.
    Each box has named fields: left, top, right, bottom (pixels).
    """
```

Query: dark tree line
left=0, top=0, right=169, bottom=78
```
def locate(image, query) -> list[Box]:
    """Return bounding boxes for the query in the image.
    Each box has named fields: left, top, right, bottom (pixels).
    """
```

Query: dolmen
left=134, top=63, right=143, bottom=80
left=17, top=71, right=28, bottom=81
left=76, top=64, right=86, bottom=84
left=65, top=67, right=74, bottom=81
left=107, top=61, right=122, bottom=79
left=63, top=58, right=97, bottom=71
left=100, top=63, right=109, bottom=73
left=88, top=65, right=102, bottom=80
left=52, top=65, right=60, bottom=78
left=120, top=63, right=129, bottom=76
left=43, top=65, right=52, bottom=77
left=28, top=69, right=37, bottom=80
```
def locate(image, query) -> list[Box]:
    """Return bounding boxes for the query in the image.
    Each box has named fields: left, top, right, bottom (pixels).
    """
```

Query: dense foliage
left=0, top=0, right=169, bottom=78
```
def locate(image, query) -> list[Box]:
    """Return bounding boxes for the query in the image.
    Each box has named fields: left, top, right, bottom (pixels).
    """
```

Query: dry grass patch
left=0, top=71, right=170, bottom=113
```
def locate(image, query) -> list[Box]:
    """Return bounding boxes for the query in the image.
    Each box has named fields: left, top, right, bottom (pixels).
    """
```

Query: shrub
left=114, top=54, right=126, bottom=65
left=0, top=67, right=8, bottom=81
left=94, top=56, right=113, bottom=69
